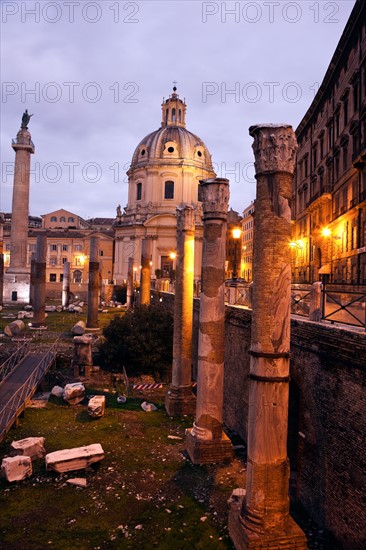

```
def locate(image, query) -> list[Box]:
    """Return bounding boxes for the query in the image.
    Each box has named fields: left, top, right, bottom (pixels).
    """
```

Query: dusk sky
left=0, top=0, right=356, bottom=219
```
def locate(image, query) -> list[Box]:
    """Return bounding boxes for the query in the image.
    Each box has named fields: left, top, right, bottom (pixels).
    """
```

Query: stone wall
left=159, top=292, right=366, bottom=549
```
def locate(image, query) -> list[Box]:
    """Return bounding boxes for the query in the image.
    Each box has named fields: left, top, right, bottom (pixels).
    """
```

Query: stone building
left=292, top=0, right=366, bottom=284
left=2, top=209, right=114, bottom=301
left=241, top=201, right=255, bottom=282
left=113, top=87, right=216, bottom=284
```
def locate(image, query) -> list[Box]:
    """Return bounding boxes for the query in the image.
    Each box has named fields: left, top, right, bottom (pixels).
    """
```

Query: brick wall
left=159, top=292, right=366, bottom=548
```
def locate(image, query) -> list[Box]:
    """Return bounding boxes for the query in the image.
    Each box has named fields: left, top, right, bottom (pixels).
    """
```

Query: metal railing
left=321, top=285, right=366, bottom=329
left=0, top=341, right=58, bottom=441
left=0, top=340, right=31, bottom=383
left=291, top=285, right=311, bottom=317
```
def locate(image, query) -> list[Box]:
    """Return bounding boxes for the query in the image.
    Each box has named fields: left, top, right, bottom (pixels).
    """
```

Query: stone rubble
left=10, top=437, right=46, bottom=461
left=141, top=401, right=157, bottom=412
left=51, top=385, right=64, bottom=398
left=1, top=455, right=32, bottom=482
left=88, top=395, right=106, bottom=418
left=63, top=383, right=85, bottom=405
left=45, top=443, right=105, bottom=473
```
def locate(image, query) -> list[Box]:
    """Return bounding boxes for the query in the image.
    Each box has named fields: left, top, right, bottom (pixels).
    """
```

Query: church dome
left=130, top=88, right=214, bottom=172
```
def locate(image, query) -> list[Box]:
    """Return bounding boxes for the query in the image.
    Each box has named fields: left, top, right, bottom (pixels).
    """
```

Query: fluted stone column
left=228, top=125, right=307, bottom=549
left=165, top=204, right=196, bottom=416
left=185, top=178, right=233, bottom=464
left=86, top=237, right=99, bottom=329
left=62, top=261, right=70, bottom=307
left=33, top=233, right=47, bottom=327
left=140, top=239, right=152, bottom=305
left=126, top=257, right=135, bottom=308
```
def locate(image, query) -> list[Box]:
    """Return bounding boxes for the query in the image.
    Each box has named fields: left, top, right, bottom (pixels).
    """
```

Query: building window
left=49, top=273, right=56, bottom=282
left=28, top=244, right=36, bottom=252
left=62, top=244, right=68, bottom=251
left=304, top=158, right=308, bottom=178
left=60, top=274, right=63, bottom=282
left=164, top=180, right=174, bottom=199
left=353, top=81, right=359, bottom=111
left=343, top=145, right=348, bottom=172
left=50, top=257, right=57, bottom=266
left=136, top=182, right=142, bottom=201
left=100, top=250, right=104, bottom=256
left=60, top=216, right=66, bottom=222
left=62, top=257, right=67, bottom=264
left=68, top=217, right=74, bottom=223
left=352, top=226, right=358, bottom=249
left=320, top=136, right=324, bottom=159
left=335, top=113, right=340, bottom=138
left=51, top=216, right=57, bottom=222
left=73, top=270, right=82, bottom=283
left=74, top=244, right=82, bottom=251
left=172, top=108, right=176, bottom=123
left=51, top=244, right=57, bottom=251
left=343, top=98, right=349, bottom=126
left=313, top=146, right=317, bottom=170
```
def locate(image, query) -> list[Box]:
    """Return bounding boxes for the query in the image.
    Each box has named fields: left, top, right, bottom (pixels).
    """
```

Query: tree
left=100, top=303, right=173, bottom=379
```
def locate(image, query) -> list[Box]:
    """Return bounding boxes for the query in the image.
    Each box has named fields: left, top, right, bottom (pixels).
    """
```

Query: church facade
left=113, top=88, right=216, bottom=284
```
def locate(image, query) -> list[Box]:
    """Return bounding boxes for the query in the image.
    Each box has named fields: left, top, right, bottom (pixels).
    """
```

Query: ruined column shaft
left=87, top=237, right=99, bottom=329
left=229, top=125, right=306, bottom=549
left=62, top=261, right=70, bottom=307
left=140, top=239, right=152, bottom=305
left=186, top=178, right=233, bottom=464
left=0, top=253, right=3, bottom=307
left=165, top=205, right=196, bottom=416
left=126, top=257, right=135, bottom=308
left=33, top=233, right=47, bottom=326
left=29, top=254, right=36, bottom=305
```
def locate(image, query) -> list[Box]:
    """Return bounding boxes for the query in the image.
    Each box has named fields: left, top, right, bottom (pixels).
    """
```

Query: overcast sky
left=0, top=0, right=356, bottom=219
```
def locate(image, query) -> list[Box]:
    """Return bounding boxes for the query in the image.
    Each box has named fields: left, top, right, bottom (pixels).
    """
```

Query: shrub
left=100, top=303, right=173, bottom=379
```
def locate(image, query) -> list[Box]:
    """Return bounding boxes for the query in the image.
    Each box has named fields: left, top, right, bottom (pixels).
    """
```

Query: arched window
left=68, top=217, right=74, bottom=223
left=60, top=216, right=66, bottom=222
left=164, top=181, right=174, bottom=199
left=178, top=109, right=182, bottom=122
left=172, top=108, right=176, bottom=123
left=165, top=109, right=169, bottom=123
left=136, top=182, right=142, bottom=201
left=51, top=216, right=57, bottom=222
left=73, top=270, right=82, bottom=283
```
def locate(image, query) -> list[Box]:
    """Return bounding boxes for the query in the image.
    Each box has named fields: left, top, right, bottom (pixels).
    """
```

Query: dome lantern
left=161, top=86, right=186, bottom=128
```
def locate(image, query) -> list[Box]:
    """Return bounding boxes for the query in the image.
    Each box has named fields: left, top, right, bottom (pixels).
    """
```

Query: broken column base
left=185, top=428, right=233, bottom=464
left=165, top=385, right=196, bottom=417
left=228, top=496, right=307, bottom=550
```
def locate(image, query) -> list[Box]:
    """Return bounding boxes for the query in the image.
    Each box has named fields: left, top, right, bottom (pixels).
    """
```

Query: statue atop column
left=21, top=110, right=33, bottom=129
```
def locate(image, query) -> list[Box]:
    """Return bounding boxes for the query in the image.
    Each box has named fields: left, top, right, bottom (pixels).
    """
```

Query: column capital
left=176, top=204, right=195, bottom=233
left=199, top=178, right=230, bottom=221
left=249, top=124, right=297, bottom=175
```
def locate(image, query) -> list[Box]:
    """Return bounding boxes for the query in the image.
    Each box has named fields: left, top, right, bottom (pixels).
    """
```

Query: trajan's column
left=5, top=111, right=35, bottom=302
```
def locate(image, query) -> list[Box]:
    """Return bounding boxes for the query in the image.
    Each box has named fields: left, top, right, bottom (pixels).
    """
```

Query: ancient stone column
left=309, top=281, right=322, bottom=322
left=228, top=125, right=307, bottom=549
left=185, top=178, right=233, bottom=464
left=165, top=204, right=196, bottom=416
left=29, top=253, right=36, bottom=306
left=5, top=121, right=35, bottom=303
left=0, top=217, right=4, bottom=306
left=33, top=233, right=47, bottom=327
left=86, top=237, right=99, bottom=329
left=126, top=257, right=135, bottom=308
left=140, top=239, right=152, bottom=305
left=72, top=335, right=93, bottom=377
left=62, top=261, right=70, bottom=308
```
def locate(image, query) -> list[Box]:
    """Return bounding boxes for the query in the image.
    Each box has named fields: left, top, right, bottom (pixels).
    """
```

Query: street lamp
left=169, top=252, right=176, bottom=282
left=232, top=227, right=242, bottom=280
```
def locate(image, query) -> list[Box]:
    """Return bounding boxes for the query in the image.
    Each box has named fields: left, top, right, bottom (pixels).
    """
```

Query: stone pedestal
left=62, top=261, right=70, bottom=307
left=86, top=237, right=99, bottom=329
left=228, top=125, right=306, bottom=549
left=185, top=178, right=233, bottom=464
left=72, top=335, right=92, bottom=377
left=166, top=204, right=196, bottom=417
left=33, top=233, right=47, bottom=327
left=140, top=239, right=152, bottom=305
